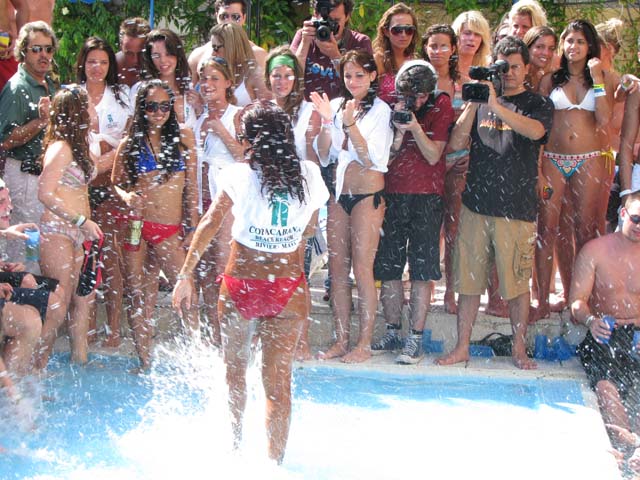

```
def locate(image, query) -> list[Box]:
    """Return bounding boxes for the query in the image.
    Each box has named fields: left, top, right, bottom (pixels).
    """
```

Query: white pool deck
left=50, top=270, right=626, bottom=479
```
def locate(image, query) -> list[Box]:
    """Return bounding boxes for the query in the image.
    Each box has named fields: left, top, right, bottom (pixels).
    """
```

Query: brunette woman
left=112, top=80, right=199, bottom=370
left=38, top=86, right=103, bottom=365
left=311, top=50, right=393, bottom=363
left=524, top=26, right=558, bottom=93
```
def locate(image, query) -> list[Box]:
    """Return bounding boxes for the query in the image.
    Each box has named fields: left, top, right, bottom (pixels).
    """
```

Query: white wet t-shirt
left=217, top=160, right=329, bottom=253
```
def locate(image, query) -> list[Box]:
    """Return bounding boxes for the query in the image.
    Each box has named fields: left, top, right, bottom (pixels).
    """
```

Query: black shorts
left=374, top=193, right=443, bottom=282
left=0, top=272, right=58, bottom=323
left=577, top=325, right=640, bottom=421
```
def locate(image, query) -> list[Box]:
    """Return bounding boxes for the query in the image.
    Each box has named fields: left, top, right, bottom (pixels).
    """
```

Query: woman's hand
left=310, top=92, right=333, bottom=122
left=187, top=88, right=204, bottom=117
left=124, top=191, right=143, bottom=211
left=343, top=99, right=357, bottom=126
left=587, top=58, right=605, bottom=83
left=0, top=223, right=38, bottom=241
left=172, top=276, right=197, bottom=313
left=80, top=219, right=103, bottom=241
left=0, top=283, right=13, bottom=300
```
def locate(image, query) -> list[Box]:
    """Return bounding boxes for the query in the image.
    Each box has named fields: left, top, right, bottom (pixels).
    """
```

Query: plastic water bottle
left=598, top=315, right=616, bottom=345
left=24, top=228, right=40, bottom=262
left=124, top=213, right=143, bottom=252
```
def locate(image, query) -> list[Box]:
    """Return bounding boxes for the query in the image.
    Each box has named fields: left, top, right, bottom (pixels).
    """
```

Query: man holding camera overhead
left=291, top=0, right=372, bottom=100
left=435, top=36, right=553, bottom=370
left=372, top=60, right=454, bottom=364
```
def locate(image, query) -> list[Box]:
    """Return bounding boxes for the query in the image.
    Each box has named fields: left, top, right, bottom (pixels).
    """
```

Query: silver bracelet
left=585, top=315, right=597, bottom=328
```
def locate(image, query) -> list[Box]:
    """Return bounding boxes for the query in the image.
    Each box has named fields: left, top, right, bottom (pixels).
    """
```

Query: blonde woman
left=508, top=0, right=548, bottom=39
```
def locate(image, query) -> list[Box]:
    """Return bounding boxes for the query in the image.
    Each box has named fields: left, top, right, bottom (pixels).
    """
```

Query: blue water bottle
left=24, top=228, right=40, bottom=262
left=599, top=315, right=616, bottom=345
left=632, top=331, right=640, bottom=360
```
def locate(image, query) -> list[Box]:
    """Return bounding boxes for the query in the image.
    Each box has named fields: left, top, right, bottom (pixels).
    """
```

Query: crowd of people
left=1, top=0, right=640, bottom=468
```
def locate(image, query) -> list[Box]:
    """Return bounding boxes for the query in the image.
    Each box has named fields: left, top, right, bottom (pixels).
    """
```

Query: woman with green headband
left=264, top=46, right=322, bottom=361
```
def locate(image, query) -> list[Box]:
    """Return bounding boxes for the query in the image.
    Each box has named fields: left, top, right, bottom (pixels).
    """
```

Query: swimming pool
left=0, top=346, right=621, bottom=480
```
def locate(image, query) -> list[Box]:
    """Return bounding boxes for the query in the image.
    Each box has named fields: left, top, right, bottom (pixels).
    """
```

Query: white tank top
left=234, top=79, right=253, bottom=107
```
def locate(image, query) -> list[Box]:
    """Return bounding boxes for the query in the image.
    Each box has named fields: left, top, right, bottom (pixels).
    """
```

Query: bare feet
left=512, top=344, right=537, bottom=370
left=435, top=346, right=469, bottom=366
left=295, top=342, right=313, bottom=361
left=102, top=334, right=121, bottom=348
left=443, top=291, right=457, bottom=314
left=317, top=342, right=348, bottom=360
left=485, top=298, right=509, bottom=317
left=528, top=304, right=550, bottom=324
left=341, top=345, right=371, bottom=363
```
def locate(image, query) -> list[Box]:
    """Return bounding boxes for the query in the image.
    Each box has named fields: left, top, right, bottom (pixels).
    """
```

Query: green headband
left=268, top=55, right=296, bottom=73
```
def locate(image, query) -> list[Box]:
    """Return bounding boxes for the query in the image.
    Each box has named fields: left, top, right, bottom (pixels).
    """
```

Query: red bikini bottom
left=217, top=273, right=306, bottom=320
left=141, top=221, right=181, bottom=245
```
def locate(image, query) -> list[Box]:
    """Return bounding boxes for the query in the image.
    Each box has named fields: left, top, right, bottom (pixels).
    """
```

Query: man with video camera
left=372, top=60, right=454, bottom=364
left=435, top=36, right=553, bottom=370
left=291, top=0, right=372, bottom=100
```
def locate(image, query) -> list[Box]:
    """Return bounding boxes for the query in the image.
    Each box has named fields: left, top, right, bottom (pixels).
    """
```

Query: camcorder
left=393, top=60, right=438, bottom=125
left=461, top=59, right=509, bottom=103
left=313, top=0, right=339, bottom=42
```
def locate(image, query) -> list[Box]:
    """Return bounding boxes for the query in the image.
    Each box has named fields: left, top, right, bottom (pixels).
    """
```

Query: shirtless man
left=115, top=17, right=150, bottom=88
left=571, top=192, right=640, bottom=457
left=187, top=0, right=266, bottom=83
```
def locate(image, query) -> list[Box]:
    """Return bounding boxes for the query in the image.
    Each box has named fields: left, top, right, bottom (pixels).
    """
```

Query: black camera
left=313, top=0, right=339, bottom=42
left=461, top=59, right=509, bottom=103
left=392, top=95, right=416, bottom=124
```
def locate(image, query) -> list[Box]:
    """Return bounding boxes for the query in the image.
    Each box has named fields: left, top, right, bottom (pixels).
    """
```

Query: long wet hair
left=372, top=3, right=418, bottom=75
left=123, top=79, right=184, bottom=186
left=141, top=29, right=191, bottom=95
left=75, top=36, right=128, bottom=109
left=264, top=46, right=304, bottom=122
left=552, top=19, right=600, bottom=89
left=198, top=56, right=237, bottom=105
left=339, top=50, right=378, bottom=123
left=422, top=24, right=459, bottom=82
left=239, top=101, right=306, bottom=205
left=209, top=23, right=256, bottom=87
left=42, top=85, right=94, bottom=181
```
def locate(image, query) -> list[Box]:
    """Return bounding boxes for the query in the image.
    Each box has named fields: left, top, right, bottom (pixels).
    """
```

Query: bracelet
left=322, top=119, right=333, bottom=127
left=73, top=214, right=86, bottom=227
left=593, top=83, right=605, bottom=90
left=176, top=273, right=190, bottom=281
left=585, top=314, right=597, bottom=328
left=343, top=121, right=356, bottom=128
left=594, top=90, right=607, bottom=98
left=620, top=189, right=633, bottom=198
left=183, top=226, right=196, bottom=234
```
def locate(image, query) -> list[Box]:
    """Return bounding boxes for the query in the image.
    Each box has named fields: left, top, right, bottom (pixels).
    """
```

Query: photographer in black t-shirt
left=435, top=36, right=553, bottom=370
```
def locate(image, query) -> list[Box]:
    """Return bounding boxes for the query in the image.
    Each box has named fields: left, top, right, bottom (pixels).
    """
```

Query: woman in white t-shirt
left=193, top=56, right=242, bottom=346
left=264, top=46, right=321, bottom=361
left=76, top=36, right=132, bottom=347
left=311, top=49, right=393, bottom=363
left=172, top=102, right=329, bottom=463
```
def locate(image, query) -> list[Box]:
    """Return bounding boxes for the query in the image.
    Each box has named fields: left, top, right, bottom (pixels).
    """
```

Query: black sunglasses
left=629, top=214, right=640, bottom=225
left=144, top=101, right=172, bottom=113
left=211, top=43, right=224, bottom=53
left=28, top=44, right=54, bottom=54
left=389, top=25, right=416, bottom=36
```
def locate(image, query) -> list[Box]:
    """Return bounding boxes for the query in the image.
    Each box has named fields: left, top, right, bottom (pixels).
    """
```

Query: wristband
left=585, top=314, right=597, bottom=328
left=593, top=83, right=605, bottom=90
left=73, top=214, right=86, bottom=226
left=594, top=90, right=607, bottom=98
left=322, top=119, right=333, bottom=127
left=343, top=121, right=356, bottom=128
left=620, top=189, right=633, bottom=198
left=176, top=274, right=190, bottom=281
left=183, top=226, right=196, bottom=234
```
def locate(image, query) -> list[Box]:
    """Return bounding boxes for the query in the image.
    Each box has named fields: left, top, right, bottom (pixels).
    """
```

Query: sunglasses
left=389, top=25, right=416, bottom=36
left=28, top=44, right=54, bottom=54
left=218, top=12, right=242, bottom=22
left=211, top=43, right=224, bottom=53
left=211, top=56, right=227, bottom=66
left=144, top=101, right=172, bottom=113
left=628, top=214, right=640, bottom=225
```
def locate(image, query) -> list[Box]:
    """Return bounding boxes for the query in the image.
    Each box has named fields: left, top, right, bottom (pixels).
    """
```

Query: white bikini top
left=549, top=86, right=595, bottom=112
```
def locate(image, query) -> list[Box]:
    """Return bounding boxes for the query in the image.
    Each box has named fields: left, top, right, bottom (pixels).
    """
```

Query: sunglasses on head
left=144, top=101, right=172, bottom=113
left=28, top=44, right=54, bottom=54
left=211, top=43, right=224, bottom=53
left=218, top=12, right=242, bottom=22
left=389, top=25, right=416, bottom=36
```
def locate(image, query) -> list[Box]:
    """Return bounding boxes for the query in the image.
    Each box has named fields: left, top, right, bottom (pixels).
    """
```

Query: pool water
left=0, top=346, right=621, bottom=480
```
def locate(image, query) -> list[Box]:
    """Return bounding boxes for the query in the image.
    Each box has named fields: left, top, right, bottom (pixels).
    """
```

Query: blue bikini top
left=136, top=142, right=186, bottom=174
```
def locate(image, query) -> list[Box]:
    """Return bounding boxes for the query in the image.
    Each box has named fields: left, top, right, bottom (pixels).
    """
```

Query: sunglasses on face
left=28, top=44, right=54, bottom=54
left=628, top=214, right=640, bottom=225
left=218, top=12, right=242, bottom=22
left=211, top=43, right=224, bottom=53
left=144, top=101, right=172, bottom=113
left=389, top=25, right=416, bottom=36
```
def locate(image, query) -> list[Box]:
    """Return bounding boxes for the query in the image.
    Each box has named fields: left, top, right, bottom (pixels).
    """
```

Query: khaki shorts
left=453, top=205, right=535, bottom=300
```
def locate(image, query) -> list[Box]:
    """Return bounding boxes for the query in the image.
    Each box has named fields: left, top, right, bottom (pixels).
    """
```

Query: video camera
left=393, top=60, right=437, bottom=124
left=461, top=60, right=509, bottom=103
left=313, top=0, right=339, bottom=42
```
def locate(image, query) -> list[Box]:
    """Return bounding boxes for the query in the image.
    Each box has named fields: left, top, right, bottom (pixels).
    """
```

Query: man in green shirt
left=0, top=20, right=56, bottom=266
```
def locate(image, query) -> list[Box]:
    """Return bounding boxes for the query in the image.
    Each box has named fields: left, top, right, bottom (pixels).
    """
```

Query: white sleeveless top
left=234, top=79, right=253, bottom=107
left=194, top=104, right=241, bottom=213
left=85, top=84, right=132, bottom=158
left=218, top=161, right=329, bottom=253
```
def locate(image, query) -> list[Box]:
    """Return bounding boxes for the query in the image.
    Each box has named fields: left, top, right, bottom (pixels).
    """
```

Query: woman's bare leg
left=318, top=199, right=351, bottom=360
left=443, top=169, right=466, bottom=314
left=34, top=285, right=65, bottom=369
left=342, top=196, right=384, bottom=364
left=260, top=286, right=306, bottom=463
left=68, top=289, right=95, bottom=364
